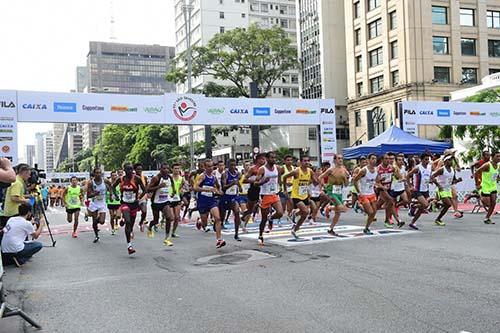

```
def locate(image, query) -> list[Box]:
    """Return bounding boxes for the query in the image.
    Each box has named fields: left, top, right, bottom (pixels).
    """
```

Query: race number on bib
left=226, top=185, right=238, bottom=195
left=201, top=186, right=213, bottom=197
left=123, top=191, right=136, bottom=203
left=298, top=185, right=309, bottom=196
left=332, top=185, right=343, bottom=194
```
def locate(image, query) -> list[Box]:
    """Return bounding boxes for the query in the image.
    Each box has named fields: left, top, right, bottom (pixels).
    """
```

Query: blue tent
left=342, top=125, right=451, bottom=159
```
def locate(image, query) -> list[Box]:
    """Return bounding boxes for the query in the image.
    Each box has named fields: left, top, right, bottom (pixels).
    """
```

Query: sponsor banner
left=0, top=90, right=18, bottom=164
left=401, top=101, right=500, bottom=135
left=17, top=90, right=165, bottom=124
left=319, top=100, right=337, bottom=162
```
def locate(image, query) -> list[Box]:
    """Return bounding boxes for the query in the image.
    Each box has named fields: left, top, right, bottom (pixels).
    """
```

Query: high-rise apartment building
left=175, top=0, right=309, bottom=160
left=25, top=145, right=35, bottom=167
left=34, top=132, right=46, bottom=170
left=53, top=123, right=83, bottom=168
left=296, top=0, right=350, bottom=151
left=44, top=132, right=54, bottom=172
left=345, top=0, right=500, bottom=145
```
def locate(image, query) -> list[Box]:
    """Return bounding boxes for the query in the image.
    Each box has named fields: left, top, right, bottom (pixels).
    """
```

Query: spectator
left=0, top=163, right=31, bottom=228
left=0, top=157, right=16, bottom=184
left=40, top=184, right=49, bottom=209
left=1, top=203, right=44, bottom=267
left=49, top=185, right=58, bottom=207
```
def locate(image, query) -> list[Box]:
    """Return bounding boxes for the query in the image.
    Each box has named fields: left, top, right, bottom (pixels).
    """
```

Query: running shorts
left=66, top=208, right=80, bottom=214
left=359, top=194, right=377, bottom=204
left=248, top=185, right=260, bottom=202
left=310, top=196, right=321, bottom=203
left=292, top=198, right=310, bottom=208
left=412, top=191, right=430, bottom=199
left=480, top=190, right=497, bottom=197
left=107, top=204, right=121, bottom=211
left=88, top=201, right=107, bottom=213
left=237, top=195, right=248, bottom=204
left=169, top=200, right=182, bottom=208
left=120, top=203, right=140, bottom=218
left=151, top=202, right=169, bottom=211
left=389, top=190, right=405, bottom=199
left=261, top=194, right=279, bottom=209
left=198, top=200, right=218, bottom=215
left=438, top=190, right=452, bottom=199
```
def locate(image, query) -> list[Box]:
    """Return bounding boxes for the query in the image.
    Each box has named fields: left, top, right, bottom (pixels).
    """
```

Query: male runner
left=284, top=156, right=317, bottom=238
left=112, top=164, right=146, bottom=254
left=471, top=150, right=492, bottom=210
left=431, top=155, right=457, bottom=226
left=87, top=168, right=108, bottom=243
left=147, top=163, right=176, bottom=246
left=170, top=163, right=187, bottom=238
left=308, top=167, right=322, bottom=224
left=350, top=157, right=367, bottom=213
left=475, top=152, right=499, bottom=224
left=134, top=163, right=149, bottom=232
left=280, top=155, right=295, bottom=222
left=376, top=153, right=395, bottom=228
left=220, top=159, right=242, bottom=241
left=406, top=153, right=433, bottom=230
left=180, top=169, right=192, bottom=223
left=242, top=154, right=267, bottom=228
left=320, top=154, right=350, bottom=235
left=387, top=154, right=408, bottom=227
left=353, top=153, right=381, bottom=235
left=63, top=176, right=83, bottom=238
left=237, top=161, right=251, bottom=227
left=106, top=171, right=121, bottom=235
left=255, top=152, right=284, bottom=245
left=194, top=159, right=226, bottom=248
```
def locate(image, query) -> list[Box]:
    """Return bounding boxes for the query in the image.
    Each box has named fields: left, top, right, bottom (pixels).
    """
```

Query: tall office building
left=34, top=132, right=46, bottom=170
left=175, top=0, right=307, bottom=161
left=295, top=0, right=350, bottom=151
left=344, top=0, right=500, bottom=145
left=53, top=123, right=83, bottom=168
left=44, top=132, right=54, bottom=172
left=25, top=145, right=35, bottom=167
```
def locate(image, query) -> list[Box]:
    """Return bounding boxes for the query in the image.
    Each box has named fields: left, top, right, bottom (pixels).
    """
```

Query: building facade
left=345, top=0, right=500, bottom=145
left=175, top=0, right=310, bottom=161
left=34, top=132, right=46, bottom=170
left=44, top=132, right=54, bottom=172
left=25, top=145, right=35, bottom=167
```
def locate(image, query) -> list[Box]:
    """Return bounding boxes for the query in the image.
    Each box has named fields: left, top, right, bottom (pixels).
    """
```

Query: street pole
left=249, top=82, right=260, bottom=150
left=182, top=0, right=194, bottom=170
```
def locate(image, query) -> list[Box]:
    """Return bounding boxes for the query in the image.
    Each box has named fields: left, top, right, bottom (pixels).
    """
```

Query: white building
left=175, top=0, right=308, bottom=161
left=44, top=132, right=54, bottom=172
left=34, top=132, right=46, bottom=170
left=25, top=145, right=35, bottom=167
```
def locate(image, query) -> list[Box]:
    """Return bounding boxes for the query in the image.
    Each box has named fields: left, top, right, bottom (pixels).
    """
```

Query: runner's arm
left=194, top=174, right=209, bottom=193
left=255, top=167, right=269, bottom=186
left=111, top=179, right=120, bottom=199
left=474, top=162, right=490, bottom=188
left=431, top=167, right=444, bottom=191
left=243, top=169, right=255, bottom=184
left=147, top=176, right=162, bottom=192
left=62, top=188, right=69, bottom=206
left=86, top=180, right=96, bottom=198
left=137, top=176, right=147, bottom=195
left=352, top=168, right=365, bottom=193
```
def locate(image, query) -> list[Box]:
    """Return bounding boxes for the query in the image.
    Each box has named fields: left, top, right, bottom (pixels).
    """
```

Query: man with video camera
left=0, top=163, right=31, bottom=229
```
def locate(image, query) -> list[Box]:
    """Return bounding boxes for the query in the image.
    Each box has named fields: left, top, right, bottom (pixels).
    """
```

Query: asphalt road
left=2, top=206, right=500, bottom=333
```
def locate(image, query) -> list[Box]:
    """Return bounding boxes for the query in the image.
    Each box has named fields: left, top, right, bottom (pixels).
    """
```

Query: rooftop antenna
left=109, top=0, right=117, bottom=41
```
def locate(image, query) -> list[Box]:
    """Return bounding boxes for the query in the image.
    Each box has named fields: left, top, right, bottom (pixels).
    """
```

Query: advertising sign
left=319, top=101, right=337, bottom=162
left=0, top=90, right=18, bottom=164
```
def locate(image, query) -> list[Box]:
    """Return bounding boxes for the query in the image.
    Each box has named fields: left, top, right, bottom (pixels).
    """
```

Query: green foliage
left=167, top=24, right=298, bottom=98
left=56, top=148, right=94, bottom=172
left=275, top=147, right=292, bottom=162
left=93, top=125, right=137, bottom=170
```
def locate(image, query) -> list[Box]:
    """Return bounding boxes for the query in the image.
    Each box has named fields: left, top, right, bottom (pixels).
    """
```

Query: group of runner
left=55, top=148, right=498, bottom=254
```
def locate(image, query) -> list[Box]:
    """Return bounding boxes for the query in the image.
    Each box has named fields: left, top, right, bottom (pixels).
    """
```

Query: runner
left=475, top=152, right=499, bottom=224
left=353, top=153, right=381, bottom=235
left=49, top=185, right=58, bottom=208
left=194, top=159, right=226, bottom=248
left=376, top=153, right=395, bottom=228
left=220, top=159, right=242, bottom=241
left=320, top=154, right=350, bottom=235
left=170, top=163, right=187, bottom=238
left=279, top=155, right=295, bottom=222
left=112, top=164, right=147, bottom=254
left=147, top=163, right=176, bottom=246
left=106, top=171, right=121, bottom=235
left=134, top=163, right=149, bottom=232
left=237, top=161, right=251, bottom=230
left=435, top=149, right=464, bottom=218
left=241, top=153, right=266, bottom=228
left=350, top=157, right=367, bottom=213
left=87, top=168, right=108, bottom=243
left=255, top=152, right=284, bottom=245
left=406, top=153, right=433, bottom=230
left=308, top=167, right=322, bottom=224
left=388, top=153, right=408, bottom=227
left=180, top=169, right=192, bottom=223
left=284, top=156, right=316, bottom=238
left=63, top=176, right=83, bottom=238
left=471, top=150, right=492, bottom=211
left=431, top=155, right=457, bottom=226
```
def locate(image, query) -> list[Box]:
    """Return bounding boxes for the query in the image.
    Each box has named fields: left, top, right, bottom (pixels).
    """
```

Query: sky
left=0, top=0, right=176, bottom=160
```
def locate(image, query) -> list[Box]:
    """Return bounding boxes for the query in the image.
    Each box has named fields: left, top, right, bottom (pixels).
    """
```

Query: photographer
left=0, top=164, right=31, bottom=228
left=1, top=203, right=44, bottom=267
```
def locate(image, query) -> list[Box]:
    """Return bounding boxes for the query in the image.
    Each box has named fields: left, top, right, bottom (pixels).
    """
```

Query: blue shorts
left=198, top=197, right=218, bottom=215
left=220, top=195, right=239, bottom=211
left=237, top=195, right=248, bottom=204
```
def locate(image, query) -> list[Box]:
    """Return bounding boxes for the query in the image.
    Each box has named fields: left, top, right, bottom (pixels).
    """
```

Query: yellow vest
left=291, top=168, right=312, bottom=200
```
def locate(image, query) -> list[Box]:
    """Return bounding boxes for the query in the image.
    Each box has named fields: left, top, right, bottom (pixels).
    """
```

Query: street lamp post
left=182, top=0, right=195, bottom=171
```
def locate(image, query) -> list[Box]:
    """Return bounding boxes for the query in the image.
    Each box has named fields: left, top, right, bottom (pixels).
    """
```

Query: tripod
left=33, top=192, right=56, bottom=247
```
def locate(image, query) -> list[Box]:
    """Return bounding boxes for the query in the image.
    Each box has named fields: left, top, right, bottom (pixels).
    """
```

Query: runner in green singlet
left=106, top=171, right=122, bottom=235
left=63, top=176, right=83, bottom=238
left=475, top=152, right=499, bottom=224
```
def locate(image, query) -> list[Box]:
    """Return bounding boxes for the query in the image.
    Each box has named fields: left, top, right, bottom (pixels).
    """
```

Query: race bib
left=95, top=194, right=104, bottom=202
left=269, top=183, right=277, bottom=193
left=241, top=183, right=250, bottom=193
left=69, top=197, right=79, bottom=206
left=123, top=191, right=136, bottom=203
left=226, top=185, right=238, bottom=195
left=201, top=186, right=213, bottom=197
left=286, top=184, right=293, bottom=193
left=310, top=188, right=320, bottom=197
left=332, top=185, right=343, bottom=194
left=298, top=185, right=309, bottom=196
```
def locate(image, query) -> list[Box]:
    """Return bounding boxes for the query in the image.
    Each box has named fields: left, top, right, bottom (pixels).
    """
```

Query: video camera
left=27, top=165, right=46, bottom=186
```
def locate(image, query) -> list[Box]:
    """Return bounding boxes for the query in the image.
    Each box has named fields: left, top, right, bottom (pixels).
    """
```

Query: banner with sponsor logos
left=319, top=101, right=337, bottom=162
left=401, top=101, right=500, bottom=136
left=0, top=90, right=18, bottom=164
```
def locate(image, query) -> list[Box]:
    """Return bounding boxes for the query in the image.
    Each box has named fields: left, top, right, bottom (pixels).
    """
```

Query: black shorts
left=182, top=192, right=191, bottom=202
left=310, top=197, right=321, bottom=203
left=389, top=190, right=405, bottom=199
left=412, top=191, right=429, bottom=199
left=248, top=185, right=260, bottom=202
left=292, top=198, right=310, bottom=208
left=107, top=204, right=121, bottom=211
left=66, top=208, right=80, bottom=214
left=481, top=190, right=498, bottom=197
left=151, top=202, right=170, bottom=212
left=169, top=201, right=182, bottom=208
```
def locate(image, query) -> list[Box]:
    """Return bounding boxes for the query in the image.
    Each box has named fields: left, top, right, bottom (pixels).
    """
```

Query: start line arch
left=0, top=90, right=336, bottom=164
left=401, top=101, right=500, bottom=136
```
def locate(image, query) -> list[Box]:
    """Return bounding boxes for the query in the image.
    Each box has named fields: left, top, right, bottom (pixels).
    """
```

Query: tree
left=166, top=24, right=298, bottom=98
left=56, top=148, right=94, bottom=172
left=275, top=147, right=292, bottom=162
left=438, top=88, right=500, bottom=163
left=93, top=125, right=138, bottom=170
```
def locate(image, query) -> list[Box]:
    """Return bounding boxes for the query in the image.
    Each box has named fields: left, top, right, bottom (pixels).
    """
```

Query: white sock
left=128, top=242, right=132, bottom=247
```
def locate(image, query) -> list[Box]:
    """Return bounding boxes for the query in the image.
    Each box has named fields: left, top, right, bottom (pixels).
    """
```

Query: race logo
left=1, top=145, right=10, bottom=153
left=173, top=96, right=197, bottom=121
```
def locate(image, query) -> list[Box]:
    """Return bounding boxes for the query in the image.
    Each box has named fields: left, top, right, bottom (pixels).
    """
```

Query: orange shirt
left=49, top=188, right=59, bottom=198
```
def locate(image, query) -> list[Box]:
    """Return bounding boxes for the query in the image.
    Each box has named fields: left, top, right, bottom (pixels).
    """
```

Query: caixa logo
left=321, top=108, right=334, bottom=114
left=22, top=103, right=47, bottom=110
left=0, top=101, right=15, bottom=108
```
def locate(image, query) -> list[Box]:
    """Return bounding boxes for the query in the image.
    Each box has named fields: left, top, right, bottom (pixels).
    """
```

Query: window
left=490, top=68, right=500, bottom=75
left=355, top=29, right=361, bottom=46
left=336, top=128, right=350, bottom=140
left=220, top=12, right=225, bottom=19
left=308, top=127, right=317, bottom=140
left=390, top=41, right=398, bottom=59
left=391, top=70, right=399, bottom=87
left=461, top=38, right=476, bottom=56
left=356, top=55, right=363, bottom=72
left=355, top=111, right=362, bottom=126
left=370, top=75, right=384, bottom=93
left=279, top=5, right=287, bottom=15
left=280, top=19, right=288, bottom=29
left=220, top=26, right=225, bottom=33
left=356, top=82, right=363, bottom=97
left=368, top=19, right=382, bottom=39
left=367, top=0, right=380, bottom=11
left=434, top=67, right=450, bottom=83
left=260, top=3, right=268, bottom=12
left=369, top=47, right=383, bottom=67
left=487, top=10, right=500, bottom=28
left=354, top=2, right=360, bottom=18
left=488, top=40, right=500, bottom=57
left=462, top=68, right=478, bottom=84
left=241, top=13, right=246, bottom=18
left=433, top=36, right=449, bottom=54
left=389, top=11, right=397, bottom=30
left=371, top=107, right=386, bottom=137
left=460, top=8, right=475, bottom=26
left=432, top=6, right=448, bottom=25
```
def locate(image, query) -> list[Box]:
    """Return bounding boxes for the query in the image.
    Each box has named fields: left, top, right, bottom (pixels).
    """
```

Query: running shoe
left=484, top=219, right=495, bottom=225
left=93, top=236, right=99, bottom=243
left=172, top=233, right=179, bottom=238
left=12, top=256, right=23, bottom=267
left=163, top=238, right=173, bottom=246
left=203, top=227, right=210, bottom=233
left=397, top=221, right=405, bottom=228
left=363, top=228, right=373, bottom=235
left=258, top=236, right=264, bottom=246
left=234, top=235, right=241, bottom=242
left=453, top=211, right=464, bottom=218
left=119, top=219, right=125, bottom=227
left=72, top=231, right=78, bottom=238
left=139, top=223, right=145, bottom=233
left=435, top=220, right=446, bottom=226
left=111, top=229, right=116, bottom=236
left=127, top=246, right=136, bottom=255
left=384, top=221, right=394, bottom=229
left=147, top=227, right=155, bottom=239
left=291, top=229, right=299, bottom=239
left=408, top=223, right=419, bottom=230
left=327, top=229, right=338, bottom=236
left=216, top=239, right=226, bottom=248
